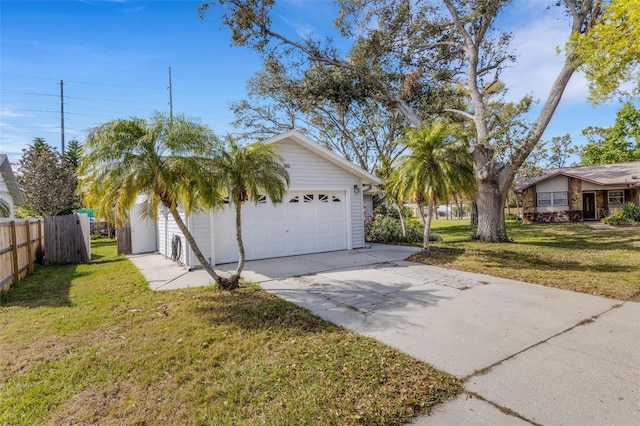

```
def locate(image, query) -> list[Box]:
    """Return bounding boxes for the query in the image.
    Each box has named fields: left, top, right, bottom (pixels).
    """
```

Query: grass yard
left=410, top=219, right=640, bottom=301
left=0, top=239, right=461, bottom=426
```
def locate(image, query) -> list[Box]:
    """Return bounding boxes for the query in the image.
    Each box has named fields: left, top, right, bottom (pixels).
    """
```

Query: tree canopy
left=573, top=0, right=640, bottom=103
left=580, top=103, right=640, bottom=165
left=201, top=0, right=601, bottom=242
left=17, top=137, right=80, bottom=217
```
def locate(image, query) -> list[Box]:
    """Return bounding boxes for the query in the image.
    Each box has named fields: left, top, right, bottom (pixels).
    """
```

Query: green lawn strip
left=0, top=239, right=461, bottom=425
left=414, top=220, right=640, bottom=301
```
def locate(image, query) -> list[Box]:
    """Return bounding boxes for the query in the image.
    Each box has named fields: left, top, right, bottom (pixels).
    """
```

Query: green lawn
left=412, top=219, right=640, bottom=301
left=0, top=239, right=461, bottom=425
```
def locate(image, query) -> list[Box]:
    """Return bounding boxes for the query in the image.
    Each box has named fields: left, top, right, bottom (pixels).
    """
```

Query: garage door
left=213, top=191, right=348, bottom=264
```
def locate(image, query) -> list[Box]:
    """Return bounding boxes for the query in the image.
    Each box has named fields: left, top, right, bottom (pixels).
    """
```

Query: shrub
left=365, top=216, right=441, bottom=244
left=505, top=213, right=518, bottom=221
left=622, top=202, right=639, bottom=222
left=601, top=209, right=635, bottom=226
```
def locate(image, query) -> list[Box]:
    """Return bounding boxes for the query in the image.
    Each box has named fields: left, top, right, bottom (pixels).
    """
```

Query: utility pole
left=59, top=80, right=65, bottom=154
left=168, top=67, right=173, bottom=125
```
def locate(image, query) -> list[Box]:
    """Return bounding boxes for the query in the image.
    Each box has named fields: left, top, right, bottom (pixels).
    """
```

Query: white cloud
left=0, top=108, right=23, bottom=118
left=500, top=3, right=589, bottom=104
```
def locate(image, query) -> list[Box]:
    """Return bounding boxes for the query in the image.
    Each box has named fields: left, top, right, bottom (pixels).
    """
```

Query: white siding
left=157, top=208, right=187, bottom=265
left=536, top=176, right=568, bottom=192
left=273, top=139, right=365, bottom=248
left=188, top=211, right=212, bottom=268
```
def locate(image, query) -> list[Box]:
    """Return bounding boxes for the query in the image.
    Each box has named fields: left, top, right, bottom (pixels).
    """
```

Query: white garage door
left=213, top=191, right=348, bottom=264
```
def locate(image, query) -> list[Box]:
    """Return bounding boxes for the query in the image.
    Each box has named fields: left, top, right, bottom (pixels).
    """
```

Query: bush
left=365, top=216, right=441, bottom=244
left=505, top=213, right=518, bottom=221
left=622, top=202, right=640, bottom=222
left=601, top=209, right=635, bottom=226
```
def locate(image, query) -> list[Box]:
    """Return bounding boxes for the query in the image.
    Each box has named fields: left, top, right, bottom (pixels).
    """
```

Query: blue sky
left=0, top=0, right=626, bottom=164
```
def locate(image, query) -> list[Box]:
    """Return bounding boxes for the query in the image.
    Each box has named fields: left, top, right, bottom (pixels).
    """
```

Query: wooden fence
left=43, top=214, right=91, bottom=265
left=0, top=214, right=91, bottom=291
left=0, top=219, right=44, bottom=291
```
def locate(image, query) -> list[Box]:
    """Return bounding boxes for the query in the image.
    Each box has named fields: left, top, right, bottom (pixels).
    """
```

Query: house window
left=318, top=194, right=328, bottom=203
left=331, top=195, right=341, bottom=203
left=289, top=196, right=299, bottom=203
left=608, top=190, right=624, bottom=205
left=537, top=191, right=568, bottom=206
left=303, top=194, right=314, bottom=203
left=257, top=195, right=267, bottom=204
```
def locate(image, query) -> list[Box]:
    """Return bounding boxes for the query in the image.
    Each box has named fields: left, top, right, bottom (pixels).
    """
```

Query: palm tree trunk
left=169, top=207, right=223, bottom=285
left=423, top=200, right=434, bottom=253
left=233, top=200, right=246, bottom=279
left=395, top=203, right=407, bottom=239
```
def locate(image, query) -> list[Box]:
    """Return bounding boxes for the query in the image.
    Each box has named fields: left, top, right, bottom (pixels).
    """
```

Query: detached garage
left=143, top=130, right=381, bottom=268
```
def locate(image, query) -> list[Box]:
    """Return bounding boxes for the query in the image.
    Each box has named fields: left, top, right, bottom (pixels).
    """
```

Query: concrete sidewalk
left=128, top=245, right=640, bottom=425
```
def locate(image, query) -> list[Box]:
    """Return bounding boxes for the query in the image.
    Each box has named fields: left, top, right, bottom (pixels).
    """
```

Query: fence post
left=26, top=220, right=34, bottom=272
left=10, top=220, right=19, bottom=286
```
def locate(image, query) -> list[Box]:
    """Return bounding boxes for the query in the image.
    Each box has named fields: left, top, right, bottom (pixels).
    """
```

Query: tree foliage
left=572, top=0, right=640, bottom=103
left=230, top=49, right=408, bottom=175
left=79, top=113, right=289, bottom=290
left=201, top=0, right=601, bottom=242
left=580, top=102, right=640, bottom=165
left=16, top=137, right=80, bottom=217
left=79, top=113, right=231, bottom=286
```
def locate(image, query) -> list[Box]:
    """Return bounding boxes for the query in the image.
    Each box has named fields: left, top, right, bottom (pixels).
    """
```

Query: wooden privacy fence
left=0, top=219, right=44, bottom=291
left=0, top=214, right=91, bottom=291
left=44, top=214, right=91, bottom=265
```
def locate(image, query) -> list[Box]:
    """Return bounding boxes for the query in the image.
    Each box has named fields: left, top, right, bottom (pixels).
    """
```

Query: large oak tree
left=201, top=0, right=601, bottom=241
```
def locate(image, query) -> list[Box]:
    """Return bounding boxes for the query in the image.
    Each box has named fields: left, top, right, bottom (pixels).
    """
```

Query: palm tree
left=390, top=121, right=475, bottom=254
left=78, top=113, right=229, bottom=286
left=214, top=135, right=289, bottom=289
left=0, top=199, right=10, bottom=218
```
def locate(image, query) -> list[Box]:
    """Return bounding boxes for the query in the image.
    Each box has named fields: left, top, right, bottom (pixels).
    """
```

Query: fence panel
left=0, top=219, right=44, bottom=291
left=44, top=214, right=91, bottom=265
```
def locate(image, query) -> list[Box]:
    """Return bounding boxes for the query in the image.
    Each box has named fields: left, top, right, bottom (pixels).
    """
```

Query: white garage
left=144, top=130, right=381, bottom=268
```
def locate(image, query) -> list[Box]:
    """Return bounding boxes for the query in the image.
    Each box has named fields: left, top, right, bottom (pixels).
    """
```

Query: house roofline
left=0, top=154, right=25, bottom=205
left=262, top=129, right=383, bottom=185
left=516, top=170, right=623, bottom=192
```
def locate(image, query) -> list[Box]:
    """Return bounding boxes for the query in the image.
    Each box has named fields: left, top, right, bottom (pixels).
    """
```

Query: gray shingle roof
left=515, top=161, right=640, bottom=192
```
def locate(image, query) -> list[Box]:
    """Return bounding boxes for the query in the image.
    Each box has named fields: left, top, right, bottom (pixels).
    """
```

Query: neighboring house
left=515, top=162, right=640, bottom=223
left=0, top=154, right=25, bottom=218
left=130, top=130, right=382, bottom=267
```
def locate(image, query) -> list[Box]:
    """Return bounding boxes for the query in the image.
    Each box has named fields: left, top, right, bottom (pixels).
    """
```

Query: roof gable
left=0, top=154, right=25, bottom=205
left=262, top=130, right=382, bottom=185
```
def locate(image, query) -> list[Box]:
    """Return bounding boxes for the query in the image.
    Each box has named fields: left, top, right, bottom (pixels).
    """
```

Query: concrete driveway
left=129, top=244, right=640, bottom=425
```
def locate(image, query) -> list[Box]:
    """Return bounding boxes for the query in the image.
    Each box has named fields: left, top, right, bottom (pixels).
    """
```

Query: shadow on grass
left=520, top=233, right=640, bottom=252
left=473, top=247, right=638, bottom=274
left=0, top=264, right=90, bottom=308
left=192, top=288, right=336, bottom=335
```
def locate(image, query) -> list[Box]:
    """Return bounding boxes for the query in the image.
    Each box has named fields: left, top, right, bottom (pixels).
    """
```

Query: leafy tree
left=17, top=137, right=79, bottom=217
left=388, top=121, right=475, bottom=253
left=200, top=0, right=601, bottom=242
left=214, top=135, right=289, bottom=288
left=572, top=0, right=640, bottom=103
left=580, top=103, right=640, bottom=165
left=231, top=60, right=407, bottom=174
left=79, top=114, right=233, bottom=288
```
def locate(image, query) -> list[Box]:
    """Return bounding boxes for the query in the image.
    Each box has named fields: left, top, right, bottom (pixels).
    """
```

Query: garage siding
left=188, top=212, right=212, bottom=268
left=273, top=139, right=366, bottom=249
